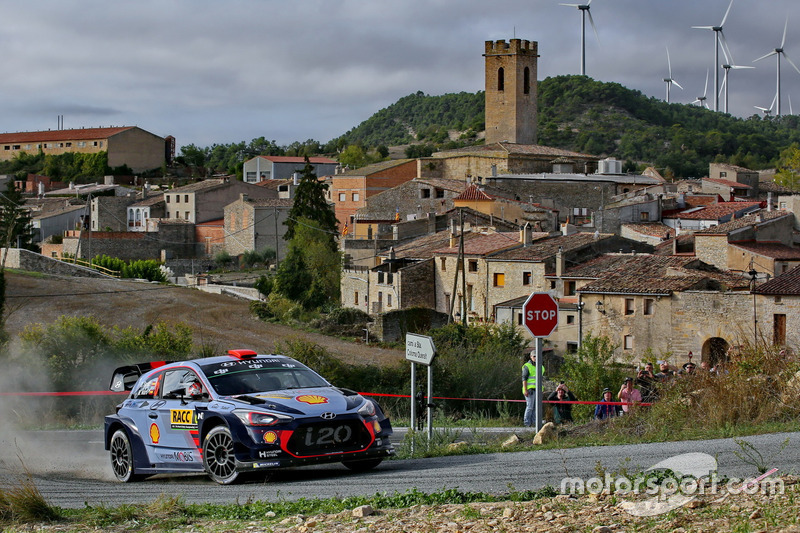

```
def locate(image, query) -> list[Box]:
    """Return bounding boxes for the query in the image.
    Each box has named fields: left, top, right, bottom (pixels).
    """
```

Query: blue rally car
left=104, top=349, right=394, bottom=484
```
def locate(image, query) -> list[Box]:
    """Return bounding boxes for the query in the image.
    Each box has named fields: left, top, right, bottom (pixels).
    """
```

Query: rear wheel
left=110, top=429, right=142, bottom=482
left=342, top=458, right=383, bottom=472
left=203, top=426, right=241, bottom=484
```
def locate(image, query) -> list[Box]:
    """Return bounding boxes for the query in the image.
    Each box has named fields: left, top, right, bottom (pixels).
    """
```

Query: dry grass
left=0, top=471, right=60, bottom=523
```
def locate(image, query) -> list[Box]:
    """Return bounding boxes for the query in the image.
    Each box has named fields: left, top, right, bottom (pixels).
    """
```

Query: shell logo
left=296, top=394, right=328, bottom=405
left=263, top=431, right=278, bottom=444
left=150, top=423, right=160, bottom=444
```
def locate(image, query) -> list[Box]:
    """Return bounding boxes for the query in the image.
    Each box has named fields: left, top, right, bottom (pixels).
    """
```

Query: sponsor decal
left=321, top=412, right=336, bottom=420
left=263, top=431, right=279, bottom=444
left=253, top=461, right=281, bottom=468
left=150, top=400, right=166, bottom=410
left=150, top=423, right=160, bottom=444
left=257, top=394, right=292, bottom=400
left=296, top=394, right=328, bottom=405
left=258, top=449, right=280, bottom=458
left=158, top=451, right=195, bottom=462
left=170, top=409, right=198, bottom=430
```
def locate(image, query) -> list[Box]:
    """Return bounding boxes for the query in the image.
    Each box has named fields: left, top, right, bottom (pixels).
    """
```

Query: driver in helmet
left=186, top=379, right=204, bottom=398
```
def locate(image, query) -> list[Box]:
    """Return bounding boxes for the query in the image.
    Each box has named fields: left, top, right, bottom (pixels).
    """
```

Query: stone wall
left=398, top=259, right=436, bottom=309
left=62, top=223, right=196, bottom=260
left=369, top=308, right=449, bottom=343
left=0, top=248, right=111, bottom=278
left=694, top=234, right=731, bottom=270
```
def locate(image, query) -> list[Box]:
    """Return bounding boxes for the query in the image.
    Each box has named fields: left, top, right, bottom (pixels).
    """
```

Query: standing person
left=522, top=351, right=545, bottom=428
left=546, top=382, right=576, bottom=424
left=655, top=361, right=674, bottom=382
left=636, top=369, right=657, bottom=403
left=618, top=377, right=642, bottom=414
left=594, top=388, right=617, bottom=420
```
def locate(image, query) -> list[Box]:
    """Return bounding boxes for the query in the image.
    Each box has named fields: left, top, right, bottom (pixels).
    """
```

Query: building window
left=468, top=260, right=478, bottom=272
left=387, top=294, right=392, bottom=307
left=517, top=312, right=523, bottom=326
left=440, top=257, right=446, bottom=271
left=625, top=298, right=635, bottom=315
left=78, top=142, right=86, bottom=148
left=93, top=141, right=98, bottom=146
left=352, top=193, right=360, bottom=202
left=523, top=67, right=530, bottom=94
left=523, top=271, right=531, bottom=286
left=565, top=281, right=576, bottom=296
left=184, top=195, right=189, bottom=203
left=65, top=142, right=72, bottom=147
left=640, top=212, right=650, bottom=221
left=435, top=189, right=444, bottom=198
left=550, top=280, right=556, bottom=290
left=387, top=272, right=393, bottom=284
left=3, top=146, right=8, bottom=150
left=420, top=189, right=431, bottom=199
left=339, top=193, right=346, bottom=201
left=12, top=145, right=20, bottom=150
left=185, top=211, right=190, bottom=220
left=493, top=273, right=505, bottom=287
left=377, top=272, right=384, bottom=284
left=497, top=67, right=505, bottom=91
left=644, top=298, right=654, bottom=316
left=176, top=195, right=180, bottom=203
left=166, top=196, right=170, bottom=203
left=775, top=296, right=783, bottom=304
left=354, top=291, right=359, bottom=305
left=567, top=315, right=575, bottom=325
left=720, top=171, right=727, bottom=177
left=624, top=335, right=634, bottom=350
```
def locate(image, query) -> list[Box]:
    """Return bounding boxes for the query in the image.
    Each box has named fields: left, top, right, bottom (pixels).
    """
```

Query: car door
left=120, top=370, right=166, bottom=466
left=151, top=367, right=206, bottom=471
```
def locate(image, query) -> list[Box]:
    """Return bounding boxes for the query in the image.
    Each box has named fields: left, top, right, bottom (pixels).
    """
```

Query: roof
left=554, top=254, right=636, bottom=279
left=196, top=218, right=224, bottom=227
left=713, top=163, right=757, bottom=174
left=671, top=202, right=761, bottom=221
left=578, top=255, right=750, bottom=295
left=414, top=178, right=470, bottom=193
left=245, top=198, right=294, bottom=208
left=622, top=223, right=674, bottom=240
left=454, top=184, right=494, bottom=202
left=435, top=142, right=598, bottom=160
left=729, top=241, right=800, bottom=260
left=31, top=204, right=85, bottom=220
left=491, top=172, right=662, bottom=186
left=704, top=177, right=752, bottom=189
left=0, top=126, right=137, bottom=143
left=754, top=265, right=800, bottom=295
left=129, top=192, right=165, bottom=207
left=249, top=156, right=336, bottom=164
left=434, top=232, right=522, bottom=256
left=694, top=210, right=791, bottom=234
left=167, top=179, right=227, bottom=194
left=381, top=229, right=457, bottom=260
left=489, top=232, right=615, bottom=262
left=338, top=159, right=414, bottom=176
left=255, top=179, right=292, bottom=189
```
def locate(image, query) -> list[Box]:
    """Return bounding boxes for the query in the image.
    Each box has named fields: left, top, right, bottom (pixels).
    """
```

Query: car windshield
left=200, top=357, right=329, bottom=396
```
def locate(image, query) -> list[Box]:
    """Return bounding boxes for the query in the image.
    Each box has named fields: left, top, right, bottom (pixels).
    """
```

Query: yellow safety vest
left=523, top=361, right=545, bottom=394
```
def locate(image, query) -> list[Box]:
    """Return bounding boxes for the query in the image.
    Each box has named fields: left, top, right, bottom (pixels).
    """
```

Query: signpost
left=406, top=333, right=436, bottom=442
left=522, top=292, right=559, bottom=431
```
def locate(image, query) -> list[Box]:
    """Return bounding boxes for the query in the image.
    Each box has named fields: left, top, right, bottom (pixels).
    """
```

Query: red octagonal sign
left=523, top=292, right=559, bottom=337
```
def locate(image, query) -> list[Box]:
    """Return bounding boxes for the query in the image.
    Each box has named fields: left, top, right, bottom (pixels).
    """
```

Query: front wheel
left=342, top=458, right=383, bottom=472
left=109, top=429, right=142, bottom=482
left=203, top=426, right=241, bottom=484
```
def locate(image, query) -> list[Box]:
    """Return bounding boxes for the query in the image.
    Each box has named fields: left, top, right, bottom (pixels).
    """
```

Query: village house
left=242, top=155, right=337, bottom=183
left=753, top=265, right=800, bottom=348
left=223, top=195, right=293, bottom=262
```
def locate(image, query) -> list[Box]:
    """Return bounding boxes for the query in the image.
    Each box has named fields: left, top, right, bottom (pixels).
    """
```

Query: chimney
left=427, top=212, right=436, bottom=234
left=556, top=246, right=565, bottom=277
left=293, top=172, right=300, bottom=185
left=491, top=164, right=497, bottom=178
left=240, top=193, right=248, bottom=202
left=519, top=222, right=531, bottom=245
left=767, top=192, right=773, bottom=212
left=389, top=246, right=396, bottom=262
left=449, top=220, right=458, bottom=248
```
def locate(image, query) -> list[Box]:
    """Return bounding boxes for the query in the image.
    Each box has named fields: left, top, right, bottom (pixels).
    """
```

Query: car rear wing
left=109, top=361, right=173, bottom=392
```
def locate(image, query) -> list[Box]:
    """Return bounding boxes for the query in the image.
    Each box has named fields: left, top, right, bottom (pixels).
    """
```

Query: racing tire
left=203, top=426, right=242, bottom=485
left=341, top=458, right=383, bottom=472
left=110, top=429, right=143, bottom=482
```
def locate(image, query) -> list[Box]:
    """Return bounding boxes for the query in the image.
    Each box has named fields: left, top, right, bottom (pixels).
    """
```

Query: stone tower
left=484, top=39, right=538, bottom=145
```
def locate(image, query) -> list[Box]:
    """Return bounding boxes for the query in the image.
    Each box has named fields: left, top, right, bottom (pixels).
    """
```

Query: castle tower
left=484, top=39, right=538, bottom=145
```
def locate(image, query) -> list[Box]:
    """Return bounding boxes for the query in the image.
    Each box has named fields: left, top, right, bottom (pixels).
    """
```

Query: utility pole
left=749, top=262, right=758, bottom=344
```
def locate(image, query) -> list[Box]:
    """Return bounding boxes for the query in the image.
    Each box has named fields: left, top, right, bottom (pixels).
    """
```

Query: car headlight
left=234, top=409, right=293, bottom=426
left=357, top=400, right=376, bottom=418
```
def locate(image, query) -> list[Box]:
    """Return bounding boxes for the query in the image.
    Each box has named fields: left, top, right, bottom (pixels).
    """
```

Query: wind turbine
left=693, top=70, right=710, bottom=109
left=754, top=17, right=800, bottom=116
left=560, top=0, right=599, bottom=76
left=692, top=0, right=734, bottom=112
left=754, top=93, right=778, bottom=117
left=663, top=47, right=683, bottom=103
left=719, top=43, right=753, bottom=114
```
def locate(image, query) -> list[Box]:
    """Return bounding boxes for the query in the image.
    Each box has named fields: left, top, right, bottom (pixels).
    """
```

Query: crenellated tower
left=484, top=39, right=538, bottom=145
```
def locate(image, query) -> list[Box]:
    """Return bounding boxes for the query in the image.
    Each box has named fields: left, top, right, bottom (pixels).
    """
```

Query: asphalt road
left=1, top=429, right=798, bottom=509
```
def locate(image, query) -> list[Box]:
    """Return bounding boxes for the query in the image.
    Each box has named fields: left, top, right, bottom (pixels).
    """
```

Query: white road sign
left=405, top=333, right=436, bottom=365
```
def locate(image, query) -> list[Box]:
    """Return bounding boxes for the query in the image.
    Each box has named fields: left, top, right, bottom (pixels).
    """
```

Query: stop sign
left=523, top=292, right=559, bottom=337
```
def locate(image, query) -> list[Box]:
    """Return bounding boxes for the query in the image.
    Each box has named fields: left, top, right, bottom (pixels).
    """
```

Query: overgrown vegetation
left=0, top=150, right=130, bottom=183
left=91, top=255, right=167, bottom=282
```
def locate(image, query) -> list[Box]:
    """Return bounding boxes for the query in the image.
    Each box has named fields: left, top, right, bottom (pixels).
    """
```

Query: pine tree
left=284, top=157, right=338, bottom=249
left=0, top=181, right=36, bottom=251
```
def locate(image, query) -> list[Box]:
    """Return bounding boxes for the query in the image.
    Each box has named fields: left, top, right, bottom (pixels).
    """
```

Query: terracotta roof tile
left=255, top=179, right=292, bottom=189
left=754, top=265, right=800, bottom=295
left=454, top=184, right=494, bottom=201
left=0, top=126, right=136, bottom=143
left=704, top=177, right=752, bottom=189
left=674, top=202, right=761, bottom=220
left=435, top=142, right=598, bottom=159
left=434, top=232, right=522, bottom=256
left=622, top=223, right=674, bottom=239
left=694, top=211, right=791, bottom=234
left=489, top=232, right=615, bottom=262
left=729, top=241, right=800, bottom=260
left=339, top=159, right=414, bottom=176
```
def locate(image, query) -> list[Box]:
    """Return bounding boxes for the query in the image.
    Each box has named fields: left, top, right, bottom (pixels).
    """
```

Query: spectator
left=700, top=360, right=711, bottom=372
left=618, top=377, right=642, bottom=414
left=655, top=361, right=674, bottom=381
left=594, top=388, right=618, bottom=420
left=521, top=351, right=545, bottom=428
left=546, top=383, right=576, bottom=424
left=635, top=368, right=657, bottom=403
left=680, top=362, right=697, bottom=376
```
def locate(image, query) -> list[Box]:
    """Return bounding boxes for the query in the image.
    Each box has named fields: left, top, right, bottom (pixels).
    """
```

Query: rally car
left=104, top=349, right=394, bottom=484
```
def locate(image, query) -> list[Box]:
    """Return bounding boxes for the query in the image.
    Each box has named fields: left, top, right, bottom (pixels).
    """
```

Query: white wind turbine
left=663, top=47, right=683, bottom=103
left=754, top=93, right=778, bottom=117
left=692, top=0, right=735, bottom=112
left=693, top=70, right=710, bottom=109
left=754, top=17, right=800, bottom=116
left=719, top=43, right=753, bottom=114
left=560, top=0, right=599, bottom=76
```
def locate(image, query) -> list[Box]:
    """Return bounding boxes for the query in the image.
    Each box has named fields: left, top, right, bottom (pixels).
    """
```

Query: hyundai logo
left=321, top=412, right=336, bottom=420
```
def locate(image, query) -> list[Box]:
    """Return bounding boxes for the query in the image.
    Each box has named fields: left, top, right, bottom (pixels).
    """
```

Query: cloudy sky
left=1, top=1, right=798, bottom=150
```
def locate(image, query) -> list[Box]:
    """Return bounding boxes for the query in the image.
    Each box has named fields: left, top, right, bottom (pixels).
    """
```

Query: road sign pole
left=427, top=364, right=434, bottom=440
left=535, top=337, right=543, bottom=431
left=410, top=361, right=416, bottom=456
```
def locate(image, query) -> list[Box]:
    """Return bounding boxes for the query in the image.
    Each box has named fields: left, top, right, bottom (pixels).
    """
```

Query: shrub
left=122, top=260, right=167, bottom=282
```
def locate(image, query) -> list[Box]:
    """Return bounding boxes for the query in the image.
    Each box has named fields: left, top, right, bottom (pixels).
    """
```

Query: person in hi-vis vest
left=522, top=351, right=545, bottom=427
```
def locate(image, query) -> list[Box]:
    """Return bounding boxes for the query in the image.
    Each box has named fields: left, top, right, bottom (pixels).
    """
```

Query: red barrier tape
left=0, top=390, right=651, bottom=407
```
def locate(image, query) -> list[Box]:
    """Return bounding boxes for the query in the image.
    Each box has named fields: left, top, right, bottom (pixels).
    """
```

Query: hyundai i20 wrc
left=104, top=349, right=394, bottom=484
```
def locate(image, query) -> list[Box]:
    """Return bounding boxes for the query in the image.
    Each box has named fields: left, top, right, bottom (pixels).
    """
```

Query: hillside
left=2, top=271, right=402, bottom=367
left=332, top=75, right=800, bottom=178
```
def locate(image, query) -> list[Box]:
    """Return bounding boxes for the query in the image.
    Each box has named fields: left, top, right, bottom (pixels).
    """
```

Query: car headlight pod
left=234, top=409, right=293, bottom=426
left=357, top=399, right=376, bottom=418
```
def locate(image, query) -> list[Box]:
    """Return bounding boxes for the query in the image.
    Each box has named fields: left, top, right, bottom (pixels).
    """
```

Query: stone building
left=452, top=183, right=558, bottom=233
left=163, top=179, right=275, bottom=224
left=484, top=39, right=538, bottom=145
left=709, top=163, right=759, bottom=197
left=223, top=196, right=293, bottom=262
left=753, top=265, right=800, bottom=348
left=242, top=156, right=337, bottom=183
left=0, top=127, right=167, bottom=173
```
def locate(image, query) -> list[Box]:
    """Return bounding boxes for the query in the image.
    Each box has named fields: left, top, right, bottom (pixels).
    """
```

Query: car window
left=132, top=372, right=161, bottom=399
left=201, top=358, right=329, bottom=396
left=162, top=369, right=201, bottom=398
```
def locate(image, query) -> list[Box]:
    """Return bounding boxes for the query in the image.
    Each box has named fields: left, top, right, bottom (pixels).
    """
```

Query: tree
left=0, top=181, right=36, bottom=251
left=775, top=144, right=800, bottom=191
left=338, top=145, right=368, bottom=168
left=284, top=158, right=338, bottom=247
